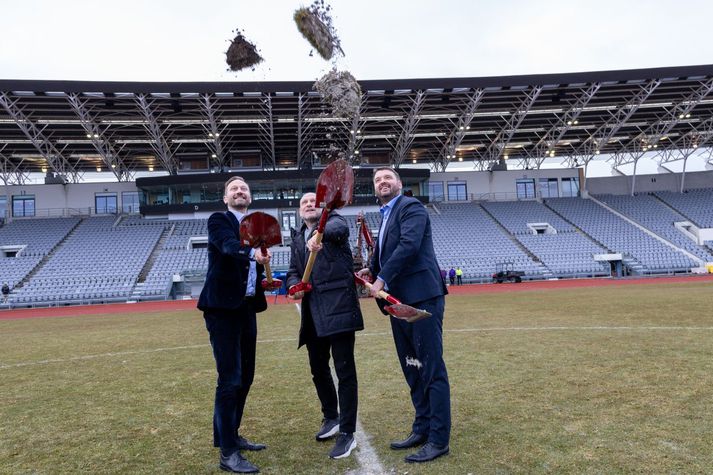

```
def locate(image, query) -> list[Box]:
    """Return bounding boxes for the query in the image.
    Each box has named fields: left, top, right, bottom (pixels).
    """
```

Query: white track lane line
left=4, top=325, right=713, bottom=370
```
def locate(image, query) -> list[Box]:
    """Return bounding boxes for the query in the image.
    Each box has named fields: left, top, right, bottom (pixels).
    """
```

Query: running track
left=1, top=274, right=712, bottom=320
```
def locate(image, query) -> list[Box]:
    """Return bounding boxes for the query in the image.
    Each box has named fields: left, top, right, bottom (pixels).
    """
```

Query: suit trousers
left=204, top=301, right=257, bottom=450
left=390, top=295, right=451, bottom=447
left=303, top=302, right=358, bottom=434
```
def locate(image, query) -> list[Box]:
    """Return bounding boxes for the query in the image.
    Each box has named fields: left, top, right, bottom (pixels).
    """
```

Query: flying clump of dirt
left=225, top=29, right=264, bottom=72
left=294, top=0, right=344, bottom=61
left=313, top=68, right=361, bottom=119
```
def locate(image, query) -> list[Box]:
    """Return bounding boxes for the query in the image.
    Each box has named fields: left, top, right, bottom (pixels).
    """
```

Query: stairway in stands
left=129, top=223, right=174, bottom=302
left=542, top=200, right=646, bottom=275
left=18, top=217, right=84, bottom=289
left=478, top=203, right=554, bottom=279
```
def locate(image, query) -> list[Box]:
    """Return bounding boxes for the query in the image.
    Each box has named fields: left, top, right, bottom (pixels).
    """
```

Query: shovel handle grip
left=301, top=230, right=324, bottom=284
left=300, top=207, right=331, bottom=284
left=353, top=273, right=401, bottom=306
left=259, top=244, right=274, bottom=284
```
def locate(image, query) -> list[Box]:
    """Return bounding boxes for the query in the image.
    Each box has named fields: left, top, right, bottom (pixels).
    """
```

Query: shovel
left=288, top=159, right=354, bottom=296
left=353, top=273, right=431, bottom=323
left=240, top=211, right=283, bottom=291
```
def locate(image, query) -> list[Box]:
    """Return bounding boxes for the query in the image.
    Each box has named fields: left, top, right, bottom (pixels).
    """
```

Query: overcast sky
left=3, top=0, right=713, bottom=83
left=2, top=0, right=712, bottom=178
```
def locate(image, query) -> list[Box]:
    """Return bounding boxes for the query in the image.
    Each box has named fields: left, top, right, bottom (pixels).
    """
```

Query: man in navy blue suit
left=358, top=167, right=451, bottom=463
left=198, top=176, right=271, bottom=474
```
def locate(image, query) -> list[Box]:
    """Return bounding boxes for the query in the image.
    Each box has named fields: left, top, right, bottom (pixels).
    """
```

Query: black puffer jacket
left=287, top=212, right=364, bottom=347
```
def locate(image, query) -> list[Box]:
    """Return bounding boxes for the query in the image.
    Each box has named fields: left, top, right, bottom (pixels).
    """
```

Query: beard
left=227, top=194, right=250, bottom=210
left=377, top=185, right=399, bottom=202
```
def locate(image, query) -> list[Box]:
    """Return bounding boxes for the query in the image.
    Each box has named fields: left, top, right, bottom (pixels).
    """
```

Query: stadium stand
left=594, top=193, right=713, bottom=262
left=480, top=200, right=610, bottom=278
left=481, top=201, right=574, bottom=234
left=0, top=190, right=711, bottom=307
left=654, top=188, right=713, bottom=228
left=545, top=197, right=698, bottom=275
left=7, top=216, right=162, bottom=306
left=429, top=203, right=549, bottom=282
left=0, top=217, right=80, bottom=294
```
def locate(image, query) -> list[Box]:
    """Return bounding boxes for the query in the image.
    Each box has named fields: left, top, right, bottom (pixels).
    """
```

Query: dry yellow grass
left=1, top=280, right=712, bottom=473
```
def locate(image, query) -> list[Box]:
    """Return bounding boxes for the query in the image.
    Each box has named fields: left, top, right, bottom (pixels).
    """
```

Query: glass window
left=561, top=177, right=580, bottom=197
left=0, top=196, right=6, bottom=220
left=447, top=182, right=467, bottom=201
left=429, top=181, right=445, bottom=201
left=200, top=183, right=222, bottom=202
left=95, top=193, right=118, bottom=214
left=12, top=195, right=35, bottom=217
left=122, top=192, right=140, bottom=213
left=516, top=179, right=536, bottom=199
left=538, top=178, right=559, bottom=198
left=281, top=210, right=297, bottom=231
left=147, top=186, right=170, bottom=205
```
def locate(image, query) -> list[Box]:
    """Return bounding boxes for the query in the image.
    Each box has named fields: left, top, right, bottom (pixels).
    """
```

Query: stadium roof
left=2, top=64, right=713, bottom=184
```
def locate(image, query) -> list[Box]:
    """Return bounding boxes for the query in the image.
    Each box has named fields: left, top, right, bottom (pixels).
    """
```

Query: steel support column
left=479, top=86, right=542, bottom=169
left=256, top=94, right=276, bottom=170
left=432, top=89, right=485, bottom=172
left=135, top=94, right=179, bottom=174
left=392, top=91, right=426, bottom=168
left=66, top=93, right=131, bottom=181
left=199, top=94, right=228, bottom=171
left=0, top=92, right=80, bottom=183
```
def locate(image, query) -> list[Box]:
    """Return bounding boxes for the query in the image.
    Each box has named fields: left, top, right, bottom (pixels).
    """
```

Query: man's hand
left=306, top=235, right=322, bottom=253
left=356, top=268, right=373, bottom=282
left=369, top=277, right=385, bottom=299
left=254, top=248, right=271, bottom=265
left=288, top=287, right=304, bottom=300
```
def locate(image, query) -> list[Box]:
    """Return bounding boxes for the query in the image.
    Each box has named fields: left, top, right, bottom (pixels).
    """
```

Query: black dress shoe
left=237, top=435, right=266, bottom=451
left=390, top=432, right=428, bottom=450
left=405, top=442, right=449, bottom=463
left=219, top=451, right=259, bottom=473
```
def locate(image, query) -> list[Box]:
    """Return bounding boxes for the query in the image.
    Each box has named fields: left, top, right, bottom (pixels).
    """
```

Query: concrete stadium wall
left=430, top=168, right=581, bottom=201
left=1, top=168, right=709, bottom=217
left=586, top=170, right=713, bottom=195
left=2, top=182, right=139, bottom=216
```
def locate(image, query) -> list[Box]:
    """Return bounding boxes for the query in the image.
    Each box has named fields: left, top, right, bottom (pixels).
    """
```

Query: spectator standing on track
left=2, top=282, right=9, bottom=303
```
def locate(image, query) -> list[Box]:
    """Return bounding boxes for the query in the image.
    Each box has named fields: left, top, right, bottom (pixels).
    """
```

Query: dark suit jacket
left=197, top=210, right=267, bottom=313
left=370, top=195, right=447, bottom=309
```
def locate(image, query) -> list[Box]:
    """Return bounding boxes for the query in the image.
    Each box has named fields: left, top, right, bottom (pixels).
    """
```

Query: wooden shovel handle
left=260, top=244, right=274, bottom=284
left=301, top=230, right=324, bottom=284
left=354, top=273, right=401, bottom=306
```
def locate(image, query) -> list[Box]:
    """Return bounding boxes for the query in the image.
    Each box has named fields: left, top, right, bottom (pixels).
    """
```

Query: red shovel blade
left=316, top=159, right=354, bottom=210
left=384, top=304, right=432, bottom=323
left=239, top=212, right=282, bottom=248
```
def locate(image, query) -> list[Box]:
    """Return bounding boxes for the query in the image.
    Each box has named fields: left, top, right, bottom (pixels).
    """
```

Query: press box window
left=12, top=195, right=35, bottom=217
left=95, top=193, right=118, bottom=214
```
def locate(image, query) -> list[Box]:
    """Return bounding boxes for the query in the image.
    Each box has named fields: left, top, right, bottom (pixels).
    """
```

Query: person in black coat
left=358, top=167, right=451, bottom=464
left=286, top=192, right=364, bottom=460
left=197, top=176, right=271, bottom=474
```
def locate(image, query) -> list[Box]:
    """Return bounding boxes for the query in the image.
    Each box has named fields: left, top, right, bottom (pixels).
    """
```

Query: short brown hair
left=224, top=176, right=248, bottom=194
left=372, top=167, right=401, bottom=181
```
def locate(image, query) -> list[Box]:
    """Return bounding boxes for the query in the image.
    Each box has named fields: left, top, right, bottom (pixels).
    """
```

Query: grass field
left=2, top=280, right=713, bottom=474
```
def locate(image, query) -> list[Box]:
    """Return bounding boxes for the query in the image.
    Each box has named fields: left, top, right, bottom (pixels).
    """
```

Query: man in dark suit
left=358, top=167, right=451, bottom=463
left=286, top=192, right=364, bottom=460
left=198, top=176, right=271, bottom=474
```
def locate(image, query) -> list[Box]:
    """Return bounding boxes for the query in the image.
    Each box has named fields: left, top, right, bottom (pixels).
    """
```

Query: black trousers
left=390, top=295, right=451, bottom=447
left=203, top=302, right=257, bottom=450
left=303, top=307, right=358, bottom=434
